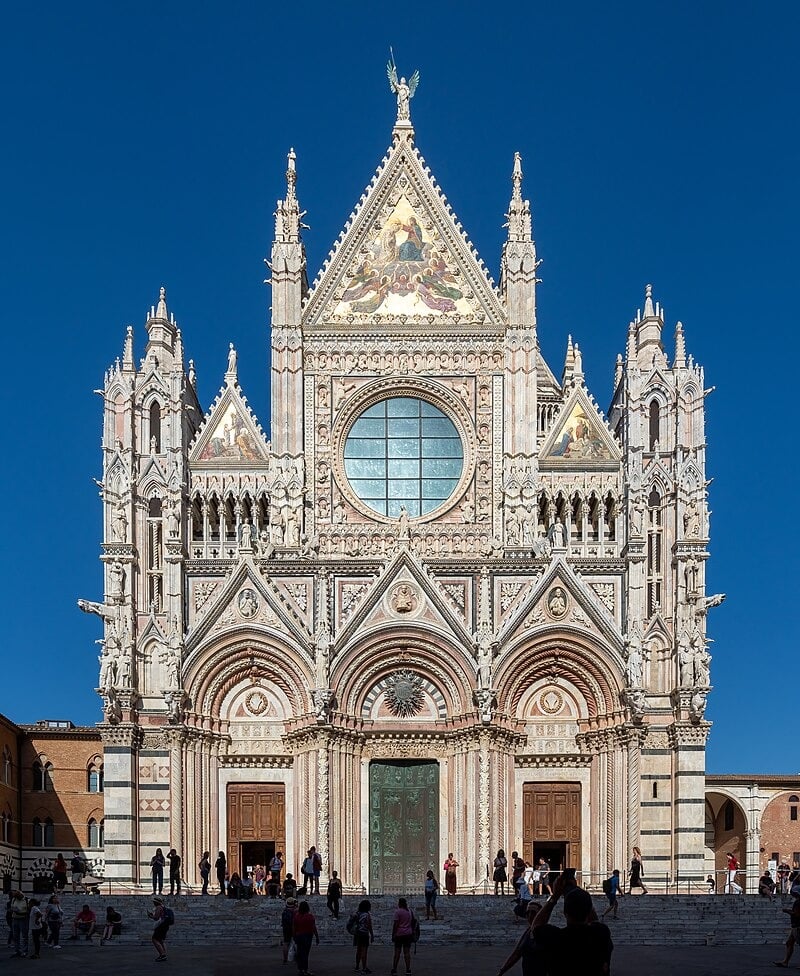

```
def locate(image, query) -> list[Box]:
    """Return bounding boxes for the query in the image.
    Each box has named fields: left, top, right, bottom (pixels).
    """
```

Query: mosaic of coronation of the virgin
left=335, top=197, right=473, bottom=316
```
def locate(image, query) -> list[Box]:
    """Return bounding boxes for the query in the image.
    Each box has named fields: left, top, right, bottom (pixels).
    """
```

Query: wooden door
left=369, top=760, right=439, bottom=894
left=227, top=784, right=286, bottom=876
left=522, top=782, right=581, bottom=868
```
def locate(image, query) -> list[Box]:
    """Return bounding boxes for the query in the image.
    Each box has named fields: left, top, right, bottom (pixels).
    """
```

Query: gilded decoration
left=547, top=403, right=613, bottom=461
left=334, top=196, right=471, bottom=317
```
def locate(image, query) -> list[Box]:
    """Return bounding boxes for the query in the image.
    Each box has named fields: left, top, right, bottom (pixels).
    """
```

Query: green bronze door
left=369, top=760, right=439, bottom=894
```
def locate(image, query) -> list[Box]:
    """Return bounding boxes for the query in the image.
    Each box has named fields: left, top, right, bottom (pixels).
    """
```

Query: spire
left=274, top=148, right=304, bottom=243
left=573, top=341, right=584, bottom=384
left=156, top=286, right=168, bottom=320
left=643, top=283, right=655, bottom=319
left=626, top=321, right=637, bottom=362
left=122, top=326, right=134, bottom=371
left=562, top=335, right=575, bottom=387
left=674, top=321, right=687, bottom=369
left=614, top=352, right=623, bottom=390
left=506, top=153, right=532, bottom=242
left=635, top=283, right=664, bottom=359
left=145, top=285, right=177, bottom=361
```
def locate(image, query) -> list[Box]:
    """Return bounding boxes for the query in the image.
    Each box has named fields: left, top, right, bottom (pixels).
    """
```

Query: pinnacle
left=156, top=285, right=168, bottom=320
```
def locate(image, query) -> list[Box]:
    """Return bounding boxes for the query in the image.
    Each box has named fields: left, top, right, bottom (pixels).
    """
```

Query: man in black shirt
left=532, top=872, right=613, bottom=976
left=167, top=849, right=181, bottom=895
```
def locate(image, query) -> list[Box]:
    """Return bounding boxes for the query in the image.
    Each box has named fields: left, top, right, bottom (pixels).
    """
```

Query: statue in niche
left=240, top=521, right=254, bottom=550
left=678, top=635, right=693, bottom=687
left=683, top=498, right=701, bottom=537
left=397, top=505, right=410, bottom=542
left=111, top=502, right=128, bottom=542
left=684, top=556, right=699, bottom=595
left=315, top=626, right=331, bottom=686
left=166, top=501, right=180, bottom=538
left=550, top=521, right=567, bottom=549
left=547, top=587, right=568, bottom=619
left=117, top=652, right=132, bottom=688
left=625, top=630, right=644, bottom=687
left=108, top=561, right=125, bottom=603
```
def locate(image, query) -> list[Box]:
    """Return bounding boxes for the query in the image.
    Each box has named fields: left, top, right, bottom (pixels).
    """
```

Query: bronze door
left=226, top=784, right=286, bottom=877
left=369, top=760, right=439, bottom=894
left=522, top=782, right=581, bottom=869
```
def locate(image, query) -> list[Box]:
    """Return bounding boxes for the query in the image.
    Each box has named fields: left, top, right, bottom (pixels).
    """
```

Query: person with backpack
left=310, top=845, right=323, bottom=895
left=281, top=897, right=298, bottom=963
left=199, top=851, right=211, bottom=895
left=348, top=898, right=374, bottom=974
left=424, top=870, right=439, bottom=920
left=390, top=896, right=416, bottom=976
left=148, top=897, right=173, bottom=961
left=601, top=870, right=622, bottom=919
left=70, top=850, right=87, bottom=894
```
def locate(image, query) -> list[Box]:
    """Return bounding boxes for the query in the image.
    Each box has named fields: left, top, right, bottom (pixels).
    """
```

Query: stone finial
left=643, top=283, right=655, bottom=318
left=674, top=321, right=687, bottom=368
left=188, top=359, right=197, bottom=389
left=561, top=335, right=575, bottom=387
left=614, top=352, right=624, bottom=389
left=626, top=321, right=637, bottom=361
left=122, top=326, right=134, bottom=369
left=156, top=286, right=168, bottom=320
left=505, top=152, right=533, bottom=242
left=275, top=148, right=303, bottom=242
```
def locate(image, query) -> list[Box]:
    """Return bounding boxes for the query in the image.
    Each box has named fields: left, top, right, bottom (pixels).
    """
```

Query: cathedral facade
left=82, top=85, right=720, bottom=892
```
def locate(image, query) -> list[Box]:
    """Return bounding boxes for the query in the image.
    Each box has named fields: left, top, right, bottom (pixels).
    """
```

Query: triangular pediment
left=335, top=549, right=474, bottom=650
left=189, top=383, right=269, bottom=467
left=540, top=387, right=620, bottom=465
left=304, top=140, right=504, bottom=329
left=184, top=558, right=311, bottom=657
left=498, top=557, right=624, bottom=657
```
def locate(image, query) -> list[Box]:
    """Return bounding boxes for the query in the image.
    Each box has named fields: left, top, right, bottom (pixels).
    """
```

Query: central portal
left=369, top=760, right=439, bottom=894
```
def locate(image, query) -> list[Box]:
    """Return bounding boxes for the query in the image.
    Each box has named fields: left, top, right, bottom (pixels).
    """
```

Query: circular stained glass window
left=343, top=397, right=464, bottom=518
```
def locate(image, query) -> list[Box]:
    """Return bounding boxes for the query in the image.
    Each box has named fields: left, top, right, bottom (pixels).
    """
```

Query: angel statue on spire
left=387, top=58, right=419, bottom=122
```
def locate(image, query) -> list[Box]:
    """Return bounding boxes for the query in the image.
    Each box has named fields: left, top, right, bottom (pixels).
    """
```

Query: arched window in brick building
left=790, top=794, right=799, bottom=821
left=88, top=761, right=104, bottom=793
left=32, top=760, right=54, bottom=792
left=32, top=816, right=54, bottom=847
left=88, top=818, right=104, bottom=848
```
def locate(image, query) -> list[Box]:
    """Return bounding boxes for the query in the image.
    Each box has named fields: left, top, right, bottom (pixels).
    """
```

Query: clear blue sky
left=1, top=2, right=797, bottom=772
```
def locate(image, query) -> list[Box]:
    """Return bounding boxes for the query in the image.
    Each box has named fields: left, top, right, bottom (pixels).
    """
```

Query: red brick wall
left=760, top=791, right=800, bottom=871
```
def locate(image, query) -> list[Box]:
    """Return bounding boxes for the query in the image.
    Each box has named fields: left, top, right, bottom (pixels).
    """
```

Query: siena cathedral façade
left=80, top=78, right=722, bottom=893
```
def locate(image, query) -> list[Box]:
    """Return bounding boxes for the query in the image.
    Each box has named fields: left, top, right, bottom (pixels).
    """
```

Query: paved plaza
left=6, top=941, right=796, bottom=975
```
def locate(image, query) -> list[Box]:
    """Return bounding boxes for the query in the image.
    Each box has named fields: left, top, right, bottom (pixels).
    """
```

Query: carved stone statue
left=397, top=505, right=410, bottom=542
left=108, top=561, right=125, bottom=603
left=103, top=691, right=122, bottom=725
left=313, top=688, right=334, bottom=725
left=387, top=61, right=419, bottom=122
left=678, top=636, right=693, bottom=687
left=625, top=686, right=646, bottom=722
left=550, top=521, right=567, bottom=549
left=683, top=498, right=701, bottom=537
left=473, top=687, right=497, bottom=724
left=689, top=689, right=707, bottom=722
left=111, top=502, right=128, bottom=542
left=166, top=501, right=180, bottom=538
left=531, top=536, right=552, bottom=559
left=625, top=630, right=644, bottom=687
left=227, top=342, right=238, bottom=374
left=300, top=533, right=320, bottom=559
left=98, top=641, right=116, bottom=691
left=240, top=521, right=254, bottom=550
left=117, top=652, right=132, bottom=687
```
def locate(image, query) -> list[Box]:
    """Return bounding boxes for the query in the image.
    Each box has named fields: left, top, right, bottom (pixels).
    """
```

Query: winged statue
left=387, top=60, right=420, bottom=122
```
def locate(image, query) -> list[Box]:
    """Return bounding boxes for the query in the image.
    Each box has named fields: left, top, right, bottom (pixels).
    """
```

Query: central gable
left=304, top=140, right=504, bottom=329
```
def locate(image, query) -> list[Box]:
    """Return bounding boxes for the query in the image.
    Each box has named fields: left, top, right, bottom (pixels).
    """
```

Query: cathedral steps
left=55, top=893, right=792, bottom=946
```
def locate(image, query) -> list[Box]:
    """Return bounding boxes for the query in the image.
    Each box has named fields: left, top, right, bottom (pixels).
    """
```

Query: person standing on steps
left=494, top=849, right=509, bottom=896
left=352, top=898, right=374, bottom=974
left=52, top=853, right=68, bottom=892
left=215, top=850, right=227, bottom=895
left=629, top=846, right=648, bottom=894
left=311, top=846, right=322, bottom=895
left=27, top=899, right=43, bottom=959
left=199, top=851, right=211, bottom=895
left=147, top=897, right=170, bottom=962
left=512, top=851, right=526, bottom=893
left=150, top=847, right=165, bottom=895
left=444, top=852, right=459, bottom=895
left=44, top=893, right=63, bottom=948
left=327, top=870, right=342, bottom=919
left=281, top=897, right=298, bottom=963
left=167, top=848, right=181, bottom=895
left=292, top=900, right=319, bottom=976
left=270, top=850, right=284, bottom=888
left=390, top=896, right=415, bottom=976
left=424, top=870, right=439, bottom=919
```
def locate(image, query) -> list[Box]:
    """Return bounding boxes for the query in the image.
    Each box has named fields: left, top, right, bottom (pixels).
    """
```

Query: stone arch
left=705, top=789, right=750, bottom=887
left=494, top=629, right=624, bottom=721
left=333, top=627, right=475, bottom=718
left=184, top=633, right=314, bottom=721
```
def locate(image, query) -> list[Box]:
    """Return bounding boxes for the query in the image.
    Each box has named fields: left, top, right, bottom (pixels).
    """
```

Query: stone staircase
left=52, top=893, right=793, bottom=948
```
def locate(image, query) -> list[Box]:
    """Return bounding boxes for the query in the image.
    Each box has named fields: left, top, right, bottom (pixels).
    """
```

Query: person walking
left=390, top=896, right=415, bottom=976
left=291, top=900, right=319, bottom=976
left=444, top=853, right=459, bottom=895
left=601, top=870, right=623, bottom=920
left=52, top=853, right=68, bottom=892
left=494, top=849, right=509, bottom=896
left=725, top=851, right=742, bottom=894
left=774, top=887, right=800, bottom=968
left=44, top=893, right=63, bottom=948
left=327, top=870, right=342, bottom=919
left=199, top=851, right=211, bottom=895
left=281, top=897, right=298, bottom=963
left=167, top=848, right=181, bottom=895
left=215, top=851, right=227, bottom=895
left=147, top=896, right=171, bottom=962
left=150, top=847, right=165, bottom=895
left=70, top=850, right=88, bottom=894
left=629, top=846, right=648, bottom=894
left=424, top=870, right=439, bottom=920
left=352, top=898, right=374, bottom=974
left=28, top=899, right=43, bottom=959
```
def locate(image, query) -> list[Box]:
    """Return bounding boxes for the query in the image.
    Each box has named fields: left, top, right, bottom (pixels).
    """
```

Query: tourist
left=424, top=870, right=439, bottom=920
left=241, top=872, right=254, bottom=899
left=514, top=866, right=534, bottom=920
left=68, top=903, right=96, bottom=940
left=310, top=845, right=322, bottom=895
left=51, top=852, right=68, bottom=892
left=444, top=852, right=459, bottom=895
left=227, top=871, right=243, bottom=899
left=494, top=849, right=509, bottom=896
left=27, top=898, right=43, bottom=959
left=352, top=898, right=374, bottom=973
left=778, top=860, right=791, bottom=896
left=725, top=851, right=742, bottom=894
left=759, top=870, right=776, bottom=899
left=537, top=859, right=553, bottom=897
left=532, top=873, right=613, bottom=975
left=706, top=874, right=716, bottom=894
left=147, top=896, right=170, bottom=961
left=199, top=851, right=211, bottom=895
left=150, top=847, right=165, bottom=895
left=100, top=905, right=122, bottom=944
left=327, top=869, right=342, bottom=918
left=390, top=896, right=415, bottom=976
left=215, top=850, right=227, bottom=895
left=9, top=888, right=29, bottom=957
left=270, top=850, right=284, bottom=886
left=70, top=850, right=88, bottom=894
left=601, top=870, right=623, bottom=920
left=774, top=887, right=800, bottom=968
left=283, top=872, right=298, bottom=899
left=511, top=851, right=526, bottom=891
left=292, top=900, right=319, bottom=976
left=44, top=893, right=63, bottom=948
left=496, top=900, right=546, bottom=976
left=301, top=850, right=314, bottom=895
left=254, top=863, right=266, bottom=896
left=629, top=846, right=648, bottom=894
left=281, top=897, right=298, bottom=963
left=167, top=848, right=181, bottom=895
